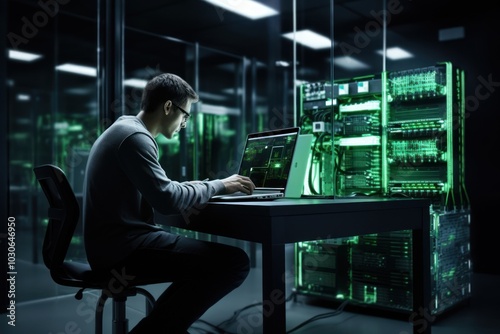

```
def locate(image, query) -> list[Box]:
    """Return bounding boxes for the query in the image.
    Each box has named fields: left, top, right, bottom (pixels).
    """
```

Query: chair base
left=76, top=287, right=155, bottom=334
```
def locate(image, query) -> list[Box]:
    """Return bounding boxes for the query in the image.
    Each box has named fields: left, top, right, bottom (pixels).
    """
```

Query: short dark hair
left=140, top=73, right=199, bottom=113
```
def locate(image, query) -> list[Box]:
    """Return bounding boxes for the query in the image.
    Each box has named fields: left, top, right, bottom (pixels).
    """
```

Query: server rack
left=295, top=62, right=471, bottom=318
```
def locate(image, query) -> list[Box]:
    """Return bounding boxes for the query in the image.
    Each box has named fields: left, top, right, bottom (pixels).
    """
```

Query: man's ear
left=164, top=100, right=172, bottom=114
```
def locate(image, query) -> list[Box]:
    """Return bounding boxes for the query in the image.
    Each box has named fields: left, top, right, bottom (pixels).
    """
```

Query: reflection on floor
left=1, top=257, right=499, bottom=334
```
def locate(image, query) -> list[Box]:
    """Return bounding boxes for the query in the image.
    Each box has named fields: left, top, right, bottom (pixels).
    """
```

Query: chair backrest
left=33, top=164, right=80, bottom=270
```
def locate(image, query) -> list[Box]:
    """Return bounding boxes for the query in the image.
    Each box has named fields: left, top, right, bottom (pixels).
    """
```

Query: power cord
left=285, top=299, right=349, bottom=333
left=192, top=292, right=350, bottom=334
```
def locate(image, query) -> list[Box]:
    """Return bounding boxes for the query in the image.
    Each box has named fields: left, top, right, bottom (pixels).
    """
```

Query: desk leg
left=261, top=243, right=286, bottom=334
left=412, top=210, right=432, bottom=334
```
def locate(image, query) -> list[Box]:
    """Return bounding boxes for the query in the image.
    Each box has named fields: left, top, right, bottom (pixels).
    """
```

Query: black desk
left=157, top=197, right=431, bottom=334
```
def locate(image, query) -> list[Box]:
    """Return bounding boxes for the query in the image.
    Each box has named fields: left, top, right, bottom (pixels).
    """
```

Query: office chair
left=33, top=164, right=164, bottom=334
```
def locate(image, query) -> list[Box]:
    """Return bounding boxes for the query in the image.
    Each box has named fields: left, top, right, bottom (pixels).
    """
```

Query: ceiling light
left=203, top=0, right=278, bottom=20
left=333, top=56, right=369, bottom=70
left=275, top=60, right=290, bottom=67
left=16, top=94, right=31, bottom=101
left=55, top=63, right=97, bottom=77
left=377, top=47, right=414, bottom=60
left=282, top=29, right=332, bottom=50
left=9, top=49, right=42, bottom=62
left=124, top=78, right=148, bottom=88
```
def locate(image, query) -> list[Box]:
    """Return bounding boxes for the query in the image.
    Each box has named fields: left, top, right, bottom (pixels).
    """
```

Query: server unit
left=385, top=62, right=466, bottom=210
left=330, top=75, right=383, bottom=197
left=299, top=81, right=335, bottom=196
left=295, top=62, right=471, bottom=318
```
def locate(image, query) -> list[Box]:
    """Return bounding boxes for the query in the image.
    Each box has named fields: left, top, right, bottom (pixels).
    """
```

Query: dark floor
left=2, top=246, right=499, bottom=334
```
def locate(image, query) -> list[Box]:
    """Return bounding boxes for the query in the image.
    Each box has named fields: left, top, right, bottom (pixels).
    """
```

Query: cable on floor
left=191, top=292, right=350, bottom=334
left=285, top=299, right=349, bottom=333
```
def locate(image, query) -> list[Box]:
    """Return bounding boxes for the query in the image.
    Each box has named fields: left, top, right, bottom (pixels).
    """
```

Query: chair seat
left=51, top=261, right=167, bottom=291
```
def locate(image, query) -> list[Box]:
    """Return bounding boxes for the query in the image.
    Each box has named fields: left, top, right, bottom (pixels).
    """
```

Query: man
left=83, top=73, right=256, bottom=333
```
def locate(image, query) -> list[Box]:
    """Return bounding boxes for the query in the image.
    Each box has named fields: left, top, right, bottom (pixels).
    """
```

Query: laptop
left=211, top=127, right=313, bottom=201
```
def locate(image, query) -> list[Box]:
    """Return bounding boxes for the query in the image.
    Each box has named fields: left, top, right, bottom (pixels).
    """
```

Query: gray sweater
left=82, top=116, right=225, bottom=269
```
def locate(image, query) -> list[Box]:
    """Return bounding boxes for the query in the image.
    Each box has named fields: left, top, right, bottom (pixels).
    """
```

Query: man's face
left=161, top=100, right=192, bottom=139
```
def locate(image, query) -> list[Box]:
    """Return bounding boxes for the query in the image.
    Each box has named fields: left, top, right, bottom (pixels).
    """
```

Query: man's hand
left=221, top=174, right=256, bottom=195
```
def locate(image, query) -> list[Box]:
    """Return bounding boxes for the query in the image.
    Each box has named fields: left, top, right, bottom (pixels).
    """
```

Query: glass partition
left=123, top=29, right=249, bottom=181
left=197, top=46, right=246, bottom=179
left=124, top=28, right=195, bottom=180
left=6, top=0, right=98, bottom=304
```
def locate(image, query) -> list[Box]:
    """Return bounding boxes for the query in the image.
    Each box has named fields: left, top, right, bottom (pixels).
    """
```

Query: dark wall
left=462, top=12, right=500, bottom=274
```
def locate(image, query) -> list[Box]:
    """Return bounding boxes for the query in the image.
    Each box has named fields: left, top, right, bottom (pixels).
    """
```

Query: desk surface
left=157, top=197, right=430, bottom=244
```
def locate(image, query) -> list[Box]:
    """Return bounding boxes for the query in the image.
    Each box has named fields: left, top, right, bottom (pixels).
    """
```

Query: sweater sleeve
left=117, top=132, right=226, bottom=216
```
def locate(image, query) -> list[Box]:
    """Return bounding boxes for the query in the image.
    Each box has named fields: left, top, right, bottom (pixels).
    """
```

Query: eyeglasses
left=171, top=101, right=191, bottom=125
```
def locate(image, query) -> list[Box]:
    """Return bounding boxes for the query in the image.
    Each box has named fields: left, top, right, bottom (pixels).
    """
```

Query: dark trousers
left=125, top=235, right=250, bottom=334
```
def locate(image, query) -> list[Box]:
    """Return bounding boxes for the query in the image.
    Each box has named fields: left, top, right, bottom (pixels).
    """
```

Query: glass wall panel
left=7, top=0, right=98, bottom=283
left=124, top=28, right=196, bottom=180
left=123, top=31, right=247, bottom=181
left=197, top=46, right=245, bottom=179
left=287, top=1, right=387, bottom=85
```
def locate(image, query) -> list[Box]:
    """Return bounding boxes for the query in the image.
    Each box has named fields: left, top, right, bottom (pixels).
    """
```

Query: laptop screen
left=238, top=127, right=300, bottom=189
